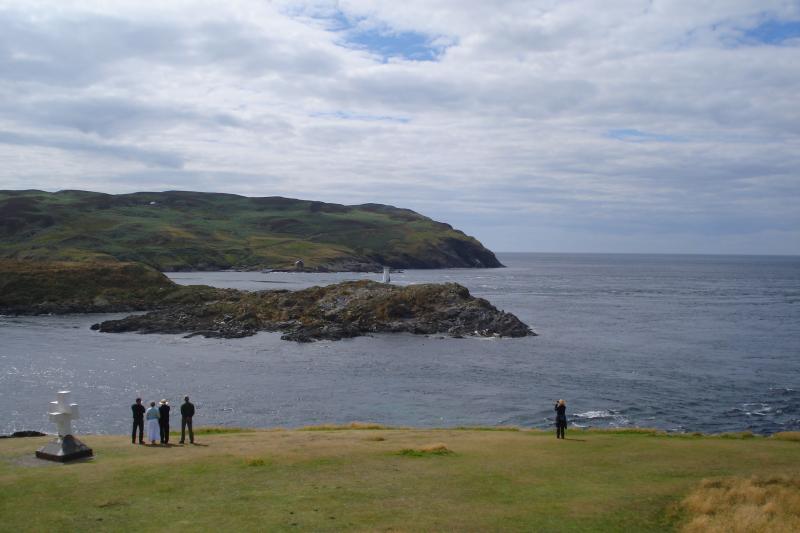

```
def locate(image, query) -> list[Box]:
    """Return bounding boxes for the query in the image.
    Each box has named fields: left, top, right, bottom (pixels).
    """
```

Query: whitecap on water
left=573, top=409, right=630, bottom=426
left=574, top=410, right=614, bottom=419
left=741, top=402, right=772, bottom=417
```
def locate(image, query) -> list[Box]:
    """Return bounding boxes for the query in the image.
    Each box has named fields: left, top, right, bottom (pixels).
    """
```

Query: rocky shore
left=92, top=280, right=534, bottom=342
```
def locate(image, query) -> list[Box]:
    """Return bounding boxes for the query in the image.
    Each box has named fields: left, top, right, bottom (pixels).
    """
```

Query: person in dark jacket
left=179, top=396, right=195, bottom=444
left=555, top=399, right=567, bottom=439
left=158, top=399, right=171, bottom=444
left=131, top=398, right=145, bottom=444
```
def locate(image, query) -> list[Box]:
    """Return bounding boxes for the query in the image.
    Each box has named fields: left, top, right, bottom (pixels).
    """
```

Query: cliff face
left=0, top=190, right=503, bottom=271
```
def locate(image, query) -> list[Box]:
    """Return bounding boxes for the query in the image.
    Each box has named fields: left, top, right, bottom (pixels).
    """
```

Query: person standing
left=555, top=399, right=567, bottom=439
left=179, top=396, right=195, bottom=444
left=145, top=401, right=161, bottom=445
left=131, top=398, right=146, bottom=444
left=158, top=399, right=171, bottom=444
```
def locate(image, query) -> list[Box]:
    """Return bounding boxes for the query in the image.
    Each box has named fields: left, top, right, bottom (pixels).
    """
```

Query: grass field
left=1, top=427, right=798, bottom=532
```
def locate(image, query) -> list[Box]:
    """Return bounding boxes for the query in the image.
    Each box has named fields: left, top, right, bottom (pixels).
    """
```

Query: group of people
left=133, top=396, right=567, bottom=442
left=131, top=396, right=196, bottom=445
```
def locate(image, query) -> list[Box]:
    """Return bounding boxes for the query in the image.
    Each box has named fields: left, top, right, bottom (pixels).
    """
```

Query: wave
left=768, top=387, right=796, bottom=394
left=573, top=409, right=630, bottom=426
left=574, top=410, right=615, bottom=419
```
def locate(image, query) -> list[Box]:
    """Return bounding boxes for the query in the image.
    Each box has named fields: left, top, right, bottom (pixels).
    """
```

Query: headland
left=0, top=189, right=502, bottom=272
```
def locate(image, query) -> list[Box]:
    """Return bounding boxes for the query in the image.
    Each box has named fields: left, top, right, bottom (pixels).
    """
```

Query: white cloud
left=0, top=0, right=798, bottom=253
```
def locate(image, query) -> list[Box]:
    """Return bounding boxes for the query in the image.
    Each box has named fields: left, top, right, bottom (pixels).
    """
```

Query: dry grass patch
left=399, top=443, right=454, bottom=457
left=452, top=425, right=521, bottom=432
left=772, top=432, right=800, bottom=442
left=584, top=427, right=665, bottom=436
left=716, top=431, right=758, bottom=439
left=191, top=426, right=252, bottom=435
left=681, top=475, right=800, bottom=532
left=301, top=422, right=389, bottom=431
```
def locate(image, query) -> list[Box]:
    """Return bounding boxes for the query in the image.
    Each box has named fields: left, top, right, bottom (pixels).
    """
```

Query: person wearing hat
left=158, top=399, right=171, bottom=444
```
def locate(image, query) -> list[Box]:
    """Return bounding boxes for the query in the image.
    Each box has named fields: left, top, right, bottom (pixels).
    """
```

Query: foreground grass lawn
left=1, top=428, right=798, bottom=532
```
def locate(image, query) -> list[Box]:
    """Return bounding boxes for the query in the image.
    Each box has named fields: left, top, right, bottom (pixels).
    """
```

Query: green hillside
left=0, top=190, right=502, bottom=271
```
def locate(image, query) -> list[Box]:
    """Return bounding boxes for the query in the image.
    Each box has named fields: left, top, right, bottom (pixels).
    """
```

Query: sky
left=0, top=0, right=798, bottom=255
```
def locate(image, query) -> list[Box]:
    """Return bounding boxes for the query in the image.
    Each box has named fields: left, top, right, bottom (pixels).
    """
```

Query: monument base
left=35, top=435, right=93, bottom=462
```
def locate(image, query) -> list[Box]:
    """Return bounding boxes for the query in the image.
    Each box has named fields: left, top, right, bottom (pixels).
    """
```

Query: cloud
left=0, top=97, right=243, bottom=137
left=0, top=8, right=181, bottom=86
left=0, top=130, right=184, bottom=168
left=0, top=0, right=798, bottom=254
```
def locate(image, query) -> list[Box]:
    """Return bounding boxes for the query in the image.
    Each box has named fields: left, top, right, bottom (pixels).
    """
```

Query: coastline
left=5, top=425, right=800, bottom=439
left=3, top=254, right=797, bottom=437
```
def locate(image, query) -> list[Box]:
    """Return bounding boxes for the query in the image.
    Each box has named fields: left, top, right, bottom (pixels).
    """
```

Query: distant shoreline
left=5, top=425, right=798, bottom=439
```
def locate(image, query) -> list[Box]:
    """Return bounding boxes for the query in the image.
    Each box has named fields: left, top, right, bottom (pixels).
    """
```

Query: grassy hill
left=0, top=260, right=230, bottom=314
left=0, top=190, right=502, bottom=271
left=1, top=427, right=798, bottom=531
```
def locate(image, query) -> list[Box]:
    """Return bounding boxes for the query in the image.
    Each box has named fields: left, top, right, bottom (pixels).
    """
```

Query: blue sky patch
left=343, top=27, right=445, bottom=62
left=300, top=8, right=449, bottom=62
left=743, top=19, right=800, bottom=45
left=607, top=129, right=679, bottom=143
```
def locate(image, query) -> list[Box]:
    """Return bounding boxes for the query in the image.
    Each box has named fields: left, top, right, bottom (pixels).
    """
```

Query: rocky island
left=0, top=261, right=534, bottom=342
left=92, top=280, right=534, bottom=342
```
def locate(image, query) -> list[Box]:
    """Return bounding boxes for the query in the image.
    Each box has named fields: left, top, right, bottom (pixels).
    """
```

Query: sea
left=1, top=253, right=799, bottom=436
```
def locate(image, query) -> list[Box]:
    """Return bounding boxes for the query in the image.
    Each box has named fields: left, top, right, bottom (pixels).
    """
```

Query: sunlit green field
left=1, top=427, right=798, bottom=532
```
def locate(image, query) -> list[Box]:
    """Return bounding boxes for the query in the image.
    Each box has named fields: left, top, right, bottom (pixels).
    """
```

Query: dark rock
left=0, top=430, right=47, bottom=439
left=93, top=280, right=535, bottom=343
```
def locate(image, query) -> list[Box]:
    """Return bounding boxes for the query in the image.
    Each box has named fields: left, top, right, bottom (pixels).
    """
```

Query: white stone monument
left=36, top=391, right=93, bottom=462
left=382, top=266, right=391, bottom=283
left=49, top=391, right=79, bottom=437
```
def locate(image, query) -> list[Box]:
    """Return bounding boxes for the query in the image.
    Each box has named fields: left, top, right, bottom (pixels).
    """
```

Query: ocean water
left=1, top=253, right=798, bottom=436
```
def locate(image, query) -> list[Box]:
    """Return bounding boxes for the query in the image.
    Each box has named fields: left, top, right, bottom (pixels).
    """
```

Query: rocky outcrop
left=92, top=280, right=535, bottom=342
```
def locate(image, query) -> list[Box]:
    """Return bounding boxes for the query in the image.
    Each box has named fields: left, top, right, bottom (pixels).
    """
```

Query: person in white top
left=145, top=401, right=161, bottom=445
